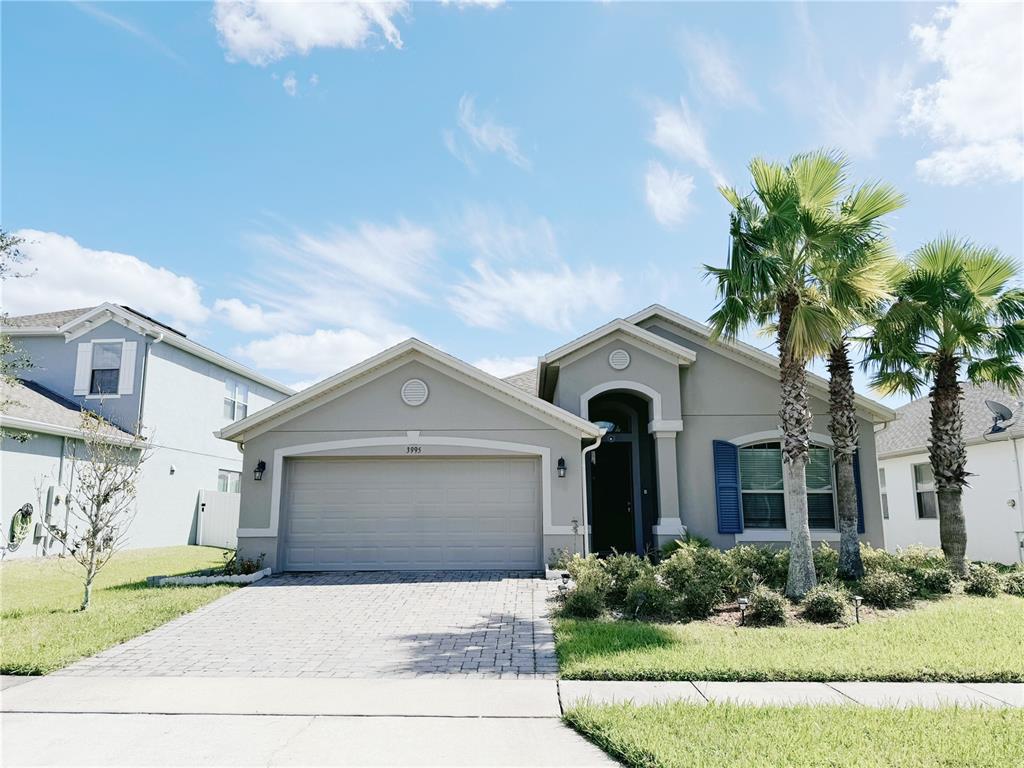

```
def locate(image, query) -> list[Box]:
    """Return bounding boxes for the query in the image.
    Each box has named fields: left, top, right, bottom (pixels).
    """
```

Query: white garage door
left=281, top=457, right=543, bottom=571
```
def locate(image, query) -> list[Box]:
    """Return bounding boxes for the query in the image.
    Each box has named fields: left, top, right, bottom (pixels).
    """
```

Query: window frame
left=737, top=439, right=838, bottom=532
left=878, top=467, right=889, bottom=520
left=86, top=339, right=124, bottom=398
left=223, top=377, right=249, bottom=421
left=913, top=463, right=938, bottom=520
left=217, top=469, right=241, bottom=494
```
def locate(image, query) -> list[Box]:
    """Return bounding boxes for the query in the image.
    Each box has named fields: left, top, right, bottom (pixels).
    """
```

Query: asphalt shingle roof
left=876, top=381, right=1024, bottom=456
left=1, top=307, right=96, bottom=328
left=503, top=368, right=538, bottom=395
left=1, top=378, right=133, bottom=439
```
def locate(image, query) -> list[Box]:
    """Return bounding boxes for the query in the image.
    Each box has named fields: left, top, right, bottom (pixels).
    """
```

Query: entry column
left=651, top=427, right=684, bottom=544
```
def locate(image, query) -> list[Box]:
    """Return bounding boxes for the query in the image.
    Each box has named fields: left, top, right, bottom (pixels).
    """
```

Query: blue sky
left=3, top=1, right=1022, bottom=398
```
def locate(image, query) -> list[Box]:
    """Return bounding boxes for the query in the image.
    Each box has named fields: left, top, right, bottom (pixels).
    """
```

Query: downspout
left=136, top=333, right=164, bottom=433
left=1012, top=433, right=1024, bottom=563
left=579, top=429, right=606, bottom=556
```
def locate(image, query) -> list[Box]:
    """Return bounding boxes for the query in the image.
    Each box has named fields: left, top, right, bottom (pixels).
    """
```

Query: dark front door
left=590, top=441, right=636, bottom=555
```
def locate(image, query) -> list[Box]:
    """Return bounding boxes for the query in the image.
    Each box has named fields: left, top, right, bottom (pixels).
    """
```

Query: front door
left=590, top=441, right=636, bottom=555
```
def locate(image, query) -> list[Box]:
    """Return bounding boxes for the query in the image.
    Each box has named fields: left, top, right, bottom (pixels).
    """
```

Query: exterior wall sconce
left=557, top=457, right=566, bottom=478
left=254, top=460, right=266, bottom=481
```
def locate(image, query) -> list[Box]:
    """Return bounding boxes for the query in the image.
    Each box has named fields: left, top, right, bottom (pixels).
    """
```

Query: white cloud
left=74, top=2, right=185, bottom=65
left=680, top=32, right=755, bottom=108
left=650, top=98, right=725, bottom=187
left=213, top=298, right=278, bottom=333
left=309, top=73, right=319, bottom=87
left=904, top=1, right=1024, bottom=185
left=457, top=204, right=557, bottom=263
left=446, top=94, right=530, bottom=170
left=7, top=230, right=209, bottom=330
left=450, top=260, right=620, bottom=332
left=472, top=355, right=536, bottom=378
left=212, top=0, right=407, bottom=66
left=644, top=161, right=695, bottom=228
left=233, top=327, right=406, bottom=378
left=441, top=0, right=504, bottom=7
left=282, top=71, right=297, bottom=96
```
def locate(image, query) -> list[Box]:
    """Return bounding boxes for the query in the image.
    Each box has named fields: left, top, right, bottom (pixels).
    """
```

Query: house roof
left=504, top=368, right=538, bottom=395
left=0, top=378, right=137, bottom=443
left=216, top=338, right=604, bottom=443
left=627, top=304, right=897, bottom=423
left=540, top=318, right=698, bottom=367
left=876, top=382, right=1024, bottom=457
left=2, top=303, right=293, bottom=396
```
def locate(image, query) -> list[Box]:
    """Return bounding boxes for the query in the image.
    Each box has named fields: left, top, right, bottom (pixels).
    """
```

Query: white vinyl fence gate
left=197, top=490, right=240, bottom=550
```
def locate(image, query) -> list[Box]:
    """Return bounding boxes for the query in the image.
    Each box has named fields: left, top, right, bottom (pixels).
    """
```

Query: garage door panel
left=282, top=457, right=543, bottom=571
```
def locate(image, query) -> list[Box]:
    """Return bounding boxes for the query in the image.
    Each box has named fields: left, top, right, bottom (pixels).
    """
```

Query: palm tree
left=867, top=237, right=1024, bottom=575
left=817, top=185, right=907, bottom=579
left=707, top=150, right=852, bottom=598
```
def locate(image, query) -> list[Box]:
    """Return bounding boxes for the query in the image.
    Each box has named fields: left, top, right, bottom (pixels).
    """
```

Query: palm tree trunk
left=778, top=292, right=817, bottom=598
left=929, top=355, right=968, bottom=576
left=827, top=340, right=864, bottom=579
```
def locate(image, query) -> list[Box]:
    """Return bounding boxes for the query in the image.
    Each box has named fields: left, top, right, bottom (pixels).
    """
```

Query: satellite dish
left=985, top=400, right=1015, bottom=435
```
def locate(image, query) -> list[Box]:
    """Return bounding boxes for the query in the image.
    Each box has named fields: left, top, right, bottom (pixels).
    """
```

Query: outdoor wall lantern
left=853, top=595, right=863, bottom=624
left=557, top=457, right=567, bottom=478
left=254, top=460, right=267, bottom=482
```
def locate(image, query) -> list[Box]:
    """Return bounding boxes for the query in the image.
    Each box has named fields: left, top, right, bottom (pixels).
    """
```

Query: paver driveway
left=58, top=571, right=559, bottom=679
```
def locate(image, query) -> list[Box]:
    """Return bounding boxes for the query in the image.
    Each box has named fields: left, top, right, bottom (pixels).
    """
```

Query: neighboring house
left=220, top=304, right=894, bottom=572
left=876, top=382, right=1024, bottom=564
left=1, top=304, right=292, bottom=558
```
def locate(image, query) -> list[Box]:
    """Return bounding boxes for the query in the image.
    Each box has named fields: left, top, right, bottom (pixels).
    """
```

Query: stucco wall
left=880, top=440, right=1024, bottom=564
left=236, top=357, right=587, bottom=571
left=1, top=433, right=65, bottom=559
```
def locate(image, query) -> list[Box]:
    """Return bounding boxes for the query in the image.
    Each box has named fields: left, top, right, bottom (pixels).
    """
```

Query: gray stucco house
left=1, top=303, right=292, bottom=558
left=221, top=305, right=894, bottom=572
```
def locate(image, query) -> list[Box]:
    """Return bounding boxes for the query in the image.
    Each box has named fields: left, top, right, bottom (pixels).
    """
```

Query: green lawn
left=1, top=545, right=236, bottom=675
left=565, top=701, right=1024, bottom=768
left=557, top=596, right=1024, bottom=682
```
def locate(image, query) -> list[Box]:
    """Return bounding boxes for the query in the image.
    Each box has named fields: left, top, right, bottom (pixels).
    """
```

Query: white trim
left=0, top=415, right=142, bottom=445
left=3, top=304, right=293, bottom=395
left=542, top=318, right=697, bottom=367
left=237, top=435, right=575, bottom=538
left=649, top=419, right=684, bottom=434
left=626, top=304, right=895, bottom=422
left=653, top=520, right=687, bottom=536
left=219, top=338, right=602, bottom=442
left=729, top=429, right=834, bottom=447
left=580, top=380, right=664, bottom=421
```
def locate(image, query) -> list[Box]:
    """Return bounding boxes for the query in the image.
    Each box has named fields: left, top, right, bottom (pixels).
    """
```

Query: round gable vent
left=401, top=378, right=429, bottom=406
left=608, top=349, right=631, bottom=371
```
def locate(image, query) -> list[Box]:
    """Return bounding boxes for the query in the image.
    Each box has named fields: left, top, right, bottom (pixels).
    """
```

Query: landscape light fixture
left=557, top=457, right=567, bottom=478
left=561, top=572, right=570, bottom=587
left=737, top=596, right=749, bottom=626
left=853, top=595, right=863, bottom=624
left=254, top=460, right=266, bottom=482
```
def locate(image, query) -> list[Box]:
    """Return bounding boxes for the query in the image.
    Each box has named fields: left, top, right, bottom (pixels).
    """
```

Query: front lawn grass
left=557, top=595, right=1024, bottom=682
left=1, top=545, right=235, bottom=675
left=564, top=700, right=1024, bottom=768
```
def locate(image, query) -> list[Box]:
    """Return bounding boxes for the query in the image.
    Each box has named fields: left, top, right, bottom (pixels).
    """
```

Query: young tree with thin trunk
left=1, top=228, right=34, bottom=441
left=866, top=236, right=1024, bottom=576
left=707, top=150, right=852, bottom=598
left=45, top=412, right=148, bottom=610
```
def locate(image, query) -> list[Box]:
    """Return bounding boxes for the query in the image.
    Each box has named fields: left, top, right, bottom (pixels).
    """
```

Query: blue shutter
left=853, top=448, right=865, bottom=534
left=713, top=440, right=743, bottom=534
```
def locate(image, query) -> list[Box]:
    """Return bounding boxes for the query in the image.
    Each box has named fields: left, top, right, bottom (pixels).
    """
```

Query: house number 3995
left=406, top=445, right=423, bottom=454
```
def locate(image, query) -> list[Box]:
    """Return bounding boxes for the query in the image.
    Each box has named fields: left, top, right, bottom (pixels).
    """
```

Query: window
left=90, top=342, right=122, bottom=395
left=914, top=463, right=938, bottom=519
left=223, top=378, right=249, bottom=421
left=739, top=441, right=837, bottom=530
left=217, top=470, right=241, bottom=493
left=879, top=468, right=889, bottom=519
left=740, top=442, right=786, bottom=528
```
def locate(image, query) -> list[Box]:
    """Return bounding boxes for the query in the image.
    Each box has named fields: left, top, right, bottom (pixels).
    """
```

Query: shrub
left=727, top=545, right=788, bottom=593
left=562, top=569, right=611, bottom=618
left=965, top=563, right=1002, bottom=597
left=624, top=573, right=672, bottom=619
left=860, top=570, right=914, bottom=608
left=801, top=582, right=850, bottom=623
left=566, top=553, right=603, bottom=582
left=658, top=544, right=732, bottom=618
left=603, top=552, right=654, bottom=610
left=812, top=543, right=839, bottom=581
left=548, top=547, right=572, bottom=570
left=223, top=551, right=265, bottom=575
left=919, top=567, right=954, bottom=595
left=1003, top=567, right=1024, bottom=597
left=860, top=543, right=901, bottom=575
left=747, top=583, right=787, bottom=626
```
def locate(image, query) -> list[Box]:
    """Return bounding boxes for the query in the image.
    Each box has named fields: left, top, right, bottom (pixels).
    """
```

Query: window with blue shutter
left=713, top=440, right=743, bottom=534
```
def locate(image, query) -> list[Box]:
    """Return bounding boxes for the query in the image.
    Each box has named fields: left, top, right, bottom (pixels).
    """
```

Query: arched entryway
left=586, top=391, right=659, bottom=555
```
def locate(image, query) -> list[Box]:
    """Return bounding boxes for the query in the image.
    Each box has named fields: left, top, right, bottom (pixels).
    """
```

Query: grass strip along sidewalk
left=557, top=596, right=1024, bottom=682
left=1, top=546, right=234, bottom=675
left=565, top=700, right=1024, bottom=768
